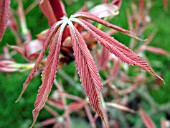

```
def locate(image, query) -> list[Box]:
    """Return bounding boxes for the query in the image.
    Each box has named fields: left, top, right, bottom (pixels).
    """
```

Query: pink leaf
left=89, top=3, right=119, bottom=18
left=111, top=59, right=120, bottom=76
left=39, top=0, right=57, bottom=26
left=76, top=19, right=163, bottom=82
left=98, top=47, right=110, bottom=70
left=24, top=39, right=43, bottom=60
left=39, top=118, right=56, bottom=126
left=69, top=25, right=107, bottom=126
left=32, top=27, right=63, bottom=121
left=74, top=12, right=143, bottom=41
left=0, top=0, right=11, bottom=41
left=140, top=109, right=156, bottom=128
left=112, top=0, right=122, bottom=8
left=68, top=102, right=86, bottom=112
left=49, top=0, right=66, bottom=20
left=16, top=22, right=61, bottom=102
left=145, top=46, right=168, bottom=56
left=31, top=26, right=63, bottom=127
left=8, top=45, right=25, bottom=57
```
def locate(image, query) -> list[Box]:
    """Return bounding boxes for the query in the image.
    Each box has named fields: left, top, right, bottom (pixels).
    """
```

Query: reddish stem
left=49, top=0, right=65, bottom=20
left=48, top=0, right=70, bottom=41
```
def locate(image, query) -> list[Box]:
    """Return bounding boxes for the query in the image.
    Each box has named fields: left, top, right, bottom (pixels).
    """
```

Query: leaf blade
left=30, top=25, right=63, bottom=127
left=16, top=21, right=63, bottom=102
left=68, top=23, right=106, bottom=126
left=73, top=11, right=143, bottom=41
left=140, top=109, right=156, bottom=128
left=73, top=18, right=163, bottom=82
left=0, top=0, right=11, bottom=41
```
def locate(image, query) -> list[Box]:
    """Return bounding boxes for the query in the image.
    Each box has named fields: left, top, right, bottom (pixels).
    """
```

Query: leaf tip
left=156, top=75, right=165, bottom=84
left=129, top=32, right=146, bottom=41
left=15, top=83, right=28, bottom=102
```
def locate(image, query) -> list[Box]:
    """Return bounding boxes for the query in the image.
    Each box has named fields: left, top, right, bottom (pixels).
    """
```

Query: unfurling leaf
left=89, top=3, right=119, bottom=18
left=140, top=109, right=156, bottom=128
left=0, top=0, right=11, bottom=41
left=112, top=0, right=122, bottom=8
left=69, top=22, right=107, bottom=126
left=39, top=0, right=57, bottom=26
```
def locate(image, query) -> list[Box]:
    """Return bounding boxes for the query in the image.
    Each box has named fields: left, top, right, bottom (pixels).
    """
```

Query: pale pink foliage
left=75, top=16, right=163, bottom=82
left=0, top=0, right=11, bottom=41
left=69, top=25, right=106, bottom=124
left=31, top=26, right=63, bottom=127
left=16, top=11, right=163, bottom=127
left=140, top=109, right=156, bottom=128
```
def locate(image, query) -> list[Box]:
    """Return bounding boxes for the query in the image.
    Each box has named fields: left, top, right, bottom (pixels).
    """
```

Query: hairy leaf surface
left=69, top=24, right=106, bottom=124
left=74, top=12, right=142, bottom=40
left=0, top=0, right=10, bottom=41
left=16, top=21, right=62, bottom=102
left=31, top=26, right=63, bottom=127
left=74, top=18, right=163, bottom=82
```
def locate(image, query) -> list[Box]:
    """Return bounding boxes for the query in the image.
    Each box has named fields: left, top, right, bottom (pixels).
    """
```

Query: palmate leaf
left=16, top=21, right=63, bottom=102
left=15, top=10, right=164, bottom=127
left=0, top=0, right=11, bottom=41
left=30, top=21, right=67, bottom=127
left=71, top=17, right=163, bottom=82
left=68, top=21, right=107, bottom=126
left=30, top=27, right=61, bottom=127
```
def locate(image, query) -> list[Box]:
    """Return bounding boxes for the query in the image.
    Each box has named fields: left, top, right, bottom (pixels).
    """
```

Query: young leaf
left=73, top=18, right=163, bottom=82
left=31, top=22, right=66, bottom=127
left=145, top=46, right=168, bottom=56
left=73, top=12, right=143, bottom=41
left=16, top=21, right=63, bottom=102
left=68, top=102, right=86, bottom=112
left=140, top=109, right=156, bottom=128
left=98, top=47, right=110, bottom=70
left=39, top=0, right=57, bottom=26
left=88, top=3, right=119, bottom=18
left=112, top=0, right=122, bottom=8
left=68, top=22, right=107, bottom=126
left=0, top=0, right=11, bottom=41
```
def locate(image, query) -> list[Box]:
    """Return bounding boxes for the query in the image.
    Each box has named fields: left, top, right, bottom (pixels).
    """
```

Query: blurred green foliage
left=0, top=0, right=170, bottom=128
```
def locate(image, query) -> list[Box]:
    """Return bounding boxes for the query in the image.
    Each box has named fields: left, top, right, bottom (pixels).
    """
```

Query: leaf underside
left=76, top=18, right=163, bottom=82
left=74, top=11, right=142, bottom=41
left=69, top=24, right=106, bottom=124
left=0, top=0, right=11, bottom=41
left=16, top=22, right=60, bottom=102
left=31, top=27, right=63, bottom=127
